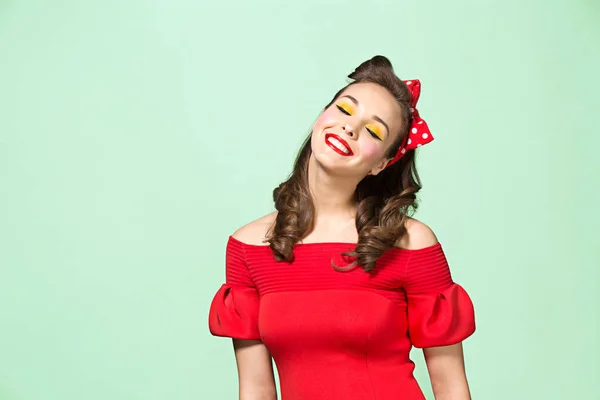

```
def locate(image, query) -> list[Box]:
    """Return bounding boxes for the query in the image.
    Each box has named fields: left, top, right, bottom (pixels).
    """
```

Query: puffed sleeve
left=403, top=243, right=475, bottom=348
left=208, top=237, right=261, bottom=340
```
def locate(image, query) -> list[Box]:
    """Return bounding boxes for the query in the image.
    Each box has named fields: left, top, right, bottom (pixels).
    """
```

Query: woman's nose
left=342, top=125, right=355, bottom=138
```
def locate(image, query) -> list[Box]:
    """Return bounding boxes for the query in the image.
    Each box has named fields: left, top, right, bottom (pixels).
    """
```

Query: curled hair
left=267, top=55, right=422, bottom=272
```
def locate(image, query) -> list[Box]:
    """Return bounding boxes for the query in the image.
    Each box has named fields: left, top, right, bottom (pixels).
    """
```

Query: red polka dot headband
left=386, top=79, right=434, bottom=167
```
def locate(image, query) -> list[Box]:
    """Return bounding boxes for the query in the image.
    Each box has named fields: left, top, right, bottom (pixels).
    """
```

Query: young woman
left=208, top=55, right=476, bottom=400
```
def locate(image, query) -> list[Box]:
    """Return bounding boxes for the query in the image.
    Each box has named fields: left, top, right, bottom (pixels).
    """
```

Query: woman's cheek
left=313, top=108, right=337, bottom=131
left=360, top=140, right=382, bottom=161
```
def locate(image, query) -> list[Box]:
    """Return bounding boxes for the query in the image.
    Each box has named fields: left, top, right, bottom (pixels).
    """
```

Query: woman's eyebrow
left=340, top=95, right=390, bottom=134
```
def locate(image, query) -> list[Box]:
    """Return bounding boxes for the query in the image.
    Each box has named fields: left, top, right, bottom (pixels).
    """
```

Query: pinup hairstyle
left=267, top=55, right=422, bottom=273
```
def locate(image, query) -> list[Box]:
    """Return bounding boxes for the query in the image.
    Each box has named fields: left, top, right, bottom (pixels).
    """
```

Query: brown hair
left=266, top=55, right=422, bottom=273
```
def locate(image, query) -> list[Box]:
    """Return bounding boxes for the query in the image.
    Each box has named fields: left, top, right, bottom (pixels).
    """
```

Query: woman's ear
left=369, top=157, right=392, bottom=176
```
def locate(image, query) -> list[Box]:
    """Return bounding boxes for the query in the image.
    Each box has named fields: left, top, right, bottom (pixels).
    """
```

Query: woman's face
left=311, top=82, right=404, bottom=177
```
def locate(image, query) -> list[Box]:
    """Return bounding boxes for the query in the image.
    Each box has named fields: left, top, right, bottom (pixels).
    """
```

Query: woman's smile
left=325, top=133, right=354, bottom=156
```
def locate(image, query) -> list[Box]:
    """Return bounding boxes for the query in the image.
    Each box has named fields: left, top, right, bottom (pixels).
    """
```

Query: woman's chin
left=312, top=152, right=371, bottom=179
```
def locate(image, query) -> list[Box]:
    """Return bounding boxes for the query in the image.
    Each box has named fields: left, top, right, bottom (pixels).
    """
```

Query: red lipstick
left=325, top=133, right=353, bottom=156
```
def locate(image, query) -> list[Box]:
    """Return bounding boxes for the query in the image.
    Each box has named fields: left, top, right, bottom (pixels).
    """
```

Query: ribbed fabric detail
left=225, top=236, right=453, bottom=307
left=402, top=243, right=454, bottom=294
left=224, top=237, right=254, bottom=288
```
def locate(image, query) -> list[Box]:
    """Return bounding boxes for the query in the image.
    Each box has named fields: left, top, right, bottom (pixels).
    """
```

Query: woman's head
left=268, top=55, right=426, bottom=272
left=311, top=56, right=414, bottom=179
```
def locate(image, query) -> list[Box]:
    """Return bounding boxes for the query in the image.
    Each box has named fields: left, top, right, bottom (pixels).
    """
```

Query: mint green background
left=1, top=1, right=598, bottom=399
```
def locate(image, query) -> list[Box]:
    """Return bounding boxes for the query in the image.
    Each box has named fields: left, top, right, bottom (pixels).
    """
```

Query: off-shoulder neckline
left=227, top=235, right=442, bottom=252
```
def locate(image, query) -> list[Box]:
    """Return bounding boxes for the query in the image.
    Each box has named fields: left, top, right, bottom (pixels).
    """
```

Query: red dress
left=208, top=236, right=475, bottom=400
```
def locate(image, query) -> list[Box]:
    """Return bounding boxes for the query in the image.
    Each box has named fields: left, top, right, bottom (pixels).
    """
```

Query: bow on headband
left=386, top=79, right=434, bottom=167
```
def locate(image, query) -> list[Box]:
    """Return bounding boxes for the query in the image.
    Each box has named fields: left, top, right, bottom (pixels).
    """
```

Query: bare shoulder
left=231, top=211, right=278, bottom=246
left=395, top=217, right=439, bottom=250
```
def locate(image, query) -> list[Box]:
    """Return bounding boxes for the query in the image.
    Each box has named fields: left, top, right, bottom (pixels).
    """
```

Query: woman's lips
left=325, top=133, right=354, bottom=156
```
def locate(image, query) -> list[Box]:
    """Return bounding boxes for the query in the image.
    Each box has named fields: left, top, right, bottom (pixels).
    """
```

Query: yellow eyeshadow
left=367, top=124, right=383, bottom=139
left=337, top=102, right=354, bottom=114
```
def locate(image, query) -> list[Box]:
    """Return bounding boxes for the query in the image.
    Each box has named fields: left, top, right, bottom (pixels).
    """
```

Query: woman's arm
left=233, top=339, right=278, bottom=400
left=423, top=342, right=471, bottom=400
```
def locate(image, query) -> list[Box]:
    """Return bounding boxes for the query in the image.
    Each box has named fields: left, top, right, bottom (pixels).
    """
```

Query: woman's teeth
left=328, top=137, right=350, bottom=154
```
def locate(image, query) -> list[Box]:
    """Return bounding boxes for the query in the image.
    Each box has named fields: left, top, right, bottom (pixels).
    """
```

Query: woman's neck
left=307, top=154, right=358, bottom=221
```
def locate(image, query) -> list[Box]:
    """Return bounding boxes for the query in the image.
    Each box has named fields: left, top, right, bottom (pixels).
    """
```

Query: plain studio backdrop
left=0, top=0, right=598, bottom=399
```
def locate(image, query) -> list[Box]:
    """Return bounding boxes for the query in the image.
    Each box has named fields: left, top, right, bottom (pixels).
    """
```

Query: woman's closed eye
left=366, top=125, right=383, bottom=141
left=336, top=104, right=352, bottom=115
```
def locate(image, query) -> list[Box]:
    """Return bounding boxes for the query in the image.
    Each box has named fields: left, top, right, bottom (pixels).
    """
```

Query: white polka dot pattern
left=386, top=79, right=434, bottom=168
